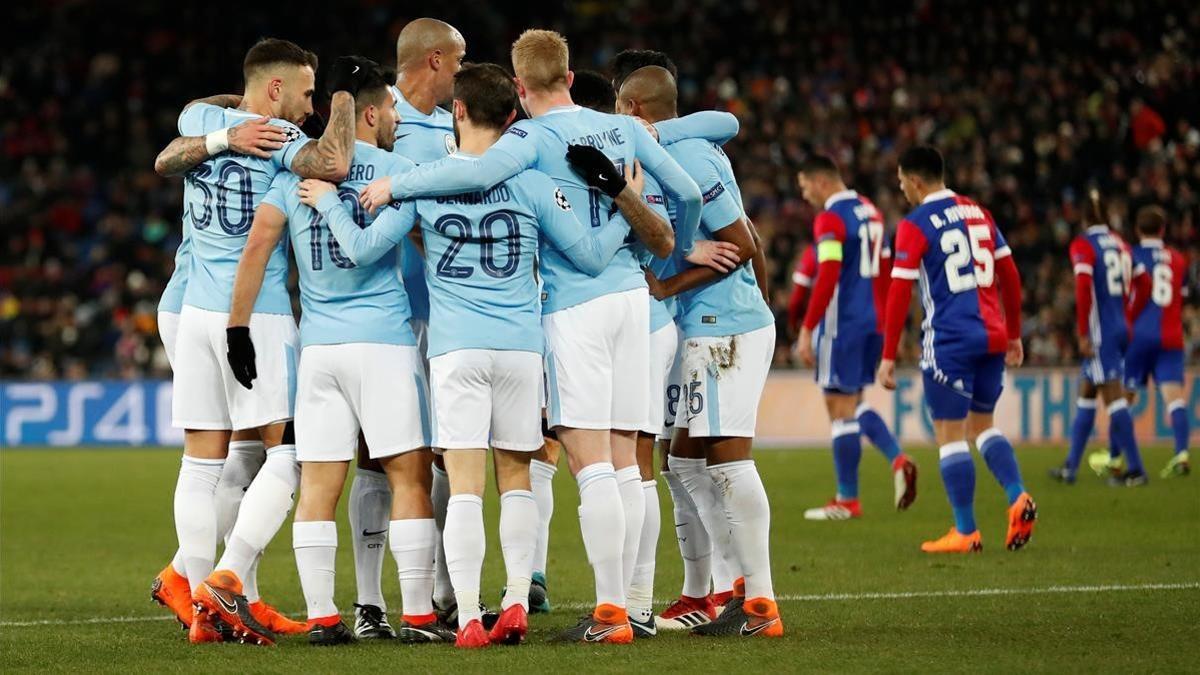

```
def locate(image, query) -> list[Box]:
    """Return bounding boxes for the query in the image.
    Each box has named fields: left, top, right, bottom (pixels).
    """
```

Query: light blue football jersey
left=634, top=173, right=677, bottom=333
left=386, top=105, right=703, bottom=314
left=389, top=85, right=457, bottom=323
left=665, top=138, right=773, bottom=338
left=654, top=111, right=740, bottom=147
left=177, top=104, right=309, bottom=315
left=317, top=154, right=630, bottom=357
left=261, top=141, right=417, bottom=348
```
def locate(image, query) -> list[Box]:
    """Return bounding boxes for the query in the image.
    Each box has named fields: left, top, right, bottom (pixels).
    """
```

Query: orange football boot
left=550, top=603, right=633, bottom=643
left=151, top=564, right=193, bottom=629
left=188, top=605, right=226, bottom=644
left=741, top=597, right=784, bottom=637
left=1005, top=492, right=1038, bottom=551
left=193, top=570, right=276, bottom=646
left=920, top=528, right=983, bottom=553
left=250, top=600, right=307, bottom=635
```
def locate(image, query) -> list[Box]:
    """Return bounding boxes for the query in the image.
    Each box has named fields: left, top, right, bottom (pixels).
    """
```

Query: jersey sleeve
left=389, top=123, right=537, bottom=199
left=635, top=125, right=702, bottom=254
left=989, top=215, right=1011, bottom=260
left=672, top=147, right=740, bottom=234
left=1069, top=237, right=1095, bottom=277
left=530, top=172, right=629, bottom=276
left=177, top=103, right=227, bottom=135
left=315, top=192, right=415, bottom=266
left=264, top=119, right=311, bottom=172
left=793, top=246, right=817, bottom=287
left=802, top=212, right=847, bottom=331
left=654, top=111, right=740, bottom=146
left=890, top=219, right=928, bottom=280
left=813, top=211, right=846, bottom=261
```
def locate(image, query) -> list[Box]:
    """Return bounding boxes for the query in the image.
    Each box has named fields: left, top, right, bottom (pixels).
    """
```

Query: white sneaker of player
left=803, top=501, right=860, bottom=521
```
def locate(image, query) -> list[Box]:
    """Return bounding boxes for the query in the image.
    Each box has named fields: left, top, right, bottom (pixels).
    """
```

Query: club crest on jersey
left=280, top=125, right=303, bottom=143
left=506, top=126, right=528, bottom=138
left=554, top=188, right=572, bottom=211
left=702, top=182, right=726, bottom=204
left=443, top=133, right=458, bottom=154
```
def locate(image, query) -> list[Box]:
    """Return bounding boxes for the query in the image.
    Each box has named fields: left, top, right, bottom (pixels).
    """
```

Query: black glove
left=327, top=56, right=379, bottom=97
left=566, top=144, right=626, bottom=198
left=226, top=326, right=257, bottom=390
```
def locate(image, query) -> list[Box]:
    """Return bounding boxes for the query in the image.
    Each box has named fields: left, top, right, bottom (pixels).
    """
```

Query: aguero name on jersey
left=317, top=155, right=630, bottom=358
left=665, top=138, right=773, bottom=338
left=261, top=141, right=417, bottom=348
left=178, top=103, right=310, bottom=315
left=386, top=105, right=703, bottom=314
left=389, top=86, right=457, bottom=324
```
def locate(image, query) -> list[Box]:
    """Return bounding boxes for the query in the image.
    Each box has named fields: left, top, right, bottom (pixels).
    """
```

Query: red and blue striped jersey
left=1129, top=239, right=1187, bottom=349
left=1069, top=225, right=1131, bottom=348
left=891, top=189, right=1011, bottom=360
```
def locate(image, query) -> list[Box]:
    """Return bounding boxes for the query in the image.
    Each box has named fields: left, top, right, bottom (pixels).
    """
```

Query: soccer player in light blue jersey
left=621, top=66, right=783, bottom=638
left=306, top=62, right=664, bottom=648
left=148, top=39, right=362, bottom=645
left=360, top=18, right=467, bottom=631
left=227, top=62, right=460, bottom=646
left=358, top=29, right=750, bottom=644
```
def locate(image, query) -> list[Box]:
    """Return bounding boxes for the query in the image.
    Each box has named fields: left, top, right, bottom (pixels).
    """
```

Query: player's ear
left=429, top=48, right=442, bottom=71
left=512, top=76, right=526, bottom=99
left=268, top=77, right=284, bottom=102
left=565, top=70, right=574, bottom=89
left=452, top=99, right=465, bottom=121
left=503, top=108, right=517, bottom=129
left=364, top=104, right=377, bottom=127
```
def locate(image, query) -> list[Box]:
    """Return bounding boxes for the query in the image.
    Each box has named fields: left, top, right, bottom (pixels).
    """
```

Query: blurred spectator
left=2, top=1, right=1197, bottom=378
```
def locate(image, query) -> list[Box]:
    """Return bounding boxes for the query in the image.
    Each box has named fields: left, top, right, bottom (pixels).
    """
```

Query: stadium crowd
left=3, top=0, right=1198, bottom=379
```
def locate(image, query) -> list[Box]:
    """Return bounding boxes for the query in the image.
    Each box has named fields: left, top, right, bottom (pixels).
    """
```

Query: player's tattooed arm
left=228, top=204, right=288, bottom=328
left=154, top=117, right=288, bottom=176
left=651, top=216, right=757, bottom=300
left=289, top=91, right=355, bottom=181
left=613, top=161, right=674, bottom=258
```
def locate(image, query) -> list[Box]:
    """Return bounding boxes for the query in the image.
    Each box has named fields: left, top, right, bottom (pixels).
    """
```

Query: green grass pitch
left=1, top=445, right=1196, bottom=672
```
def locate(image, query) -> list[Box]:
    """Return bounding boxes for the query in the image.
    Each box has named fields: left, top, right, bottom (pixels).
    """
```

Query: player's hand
left=685, top=239, right=741, bottom=273
left=877, top=359, right=897, bottom=391
left=226, top=326, right=257, bottom=390
left=623, top=159, right=645, bottom=196
left=635, top=117, right=659, bottom=142
left=360, top=177, right=393, bottom=214
left=566, top=144, right=626, bottom=198
left=644, top=267, right=668, bottom=301
left=298, top=178, right=337, bottom=207
left=1078, top=335, right=1094, bottom=358
left=796, top=327, right=815, bottom=367
left=1005, top=338, right=1024, bottom=368
left=227, top=117, right=287, bottom=159
left=327, top=56, right=377, bottom=97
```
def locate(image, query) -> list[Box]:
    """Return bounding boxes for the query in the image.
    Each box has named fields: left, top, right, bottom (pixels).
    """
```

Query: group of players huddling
left=146, top=17, right=1191, bottom=650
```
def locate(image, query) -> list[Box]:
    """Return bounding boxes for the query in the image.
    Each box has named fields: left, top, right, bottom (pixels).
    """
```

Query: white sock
left=216, top=444, right=298, bottom=579
left=629, top=479, right=660, bottom=622
left=576, top=462, right=625, bottom=608
left=293, top=520, right=338, bottom=620
left=348, top=468, right=390, bottom=611
left=242, top=554, right=261, bottom=603
left=174, top=455, right=224, bottom=591
left=499, top=490, right=537, bottom=611
left=216, top=440, right=265, bottom=542
left=709, top=460, right=773, bottom=601
left=616, top=465, right=645, bottom=599
left=662, top=469, right=712, bottom=599
left=529, top=459, right=557, bottom=576
left=444, top=495, right=484, bottom=628
left=669, top=455, right=740, bottom=591
left=389, top=518, right=437, bottom=619
left=430, top=464, right=453, bottom=607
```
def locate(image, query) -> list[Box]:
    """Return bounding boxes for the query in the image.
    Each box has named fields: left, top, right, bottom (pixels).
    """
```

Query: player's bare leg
left=968, top=412, right=1035, bottom=550
left=528, top=435, right=560, bottom=612
left=921, top=418, right=983, bottom=554
left=380, top=448, right=451, bottom=643
left=550, top=427, right=632, bottom=644
left=349, top=436, right=395, bottom=638
left=690, top=436, right=780, bottom=638
left=293, top=460, right=355, bottom=645
left=627, top=431, right=660, bottom=635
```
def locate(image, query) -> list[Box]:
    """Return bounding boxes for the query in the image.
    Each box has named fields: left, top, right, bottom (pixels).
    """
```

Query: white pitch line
left=2, top=582, right=1195, bottom=628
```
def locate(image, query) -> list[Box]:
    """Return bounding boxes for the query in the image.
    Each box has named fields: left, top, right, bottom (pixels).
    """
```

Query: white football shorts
left=429, top=349, right=543, bottom=452
left=158, top=310, right=180, bottom=369
left=172, top=306, right=298, bottom=431
left=294, top=342, right=430, bottom=462
left=674, top=324, right=775, bottom=438
left=643, top=321, right=680, bottom=437
left=543, top=288, right=650, bottom=431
